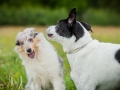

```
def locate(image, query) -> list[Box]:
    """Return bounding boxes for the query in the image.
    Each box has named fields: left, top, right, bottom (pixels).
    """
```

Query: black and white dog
left=46, top=8, right=120, bottom=90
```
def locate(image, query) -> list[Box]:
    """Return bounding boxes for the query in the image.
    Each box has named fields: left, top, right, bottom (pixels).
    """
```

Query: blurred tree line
left=0, top=0, right=120, bottom=26
left=1, top=0, right=120, bottom=12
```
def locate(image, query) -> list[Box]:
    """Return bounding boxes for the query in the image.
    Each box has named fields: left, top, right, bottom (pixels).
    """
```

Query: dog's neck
left=59, top=29, right=93, bottom=53
left=67, top=40, right=92, bottom=54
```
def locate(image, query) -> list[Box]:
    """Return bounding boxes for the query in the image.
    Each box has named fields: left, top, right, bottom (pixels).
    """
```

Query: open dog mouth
left=27, top=51, right=35, bottom=58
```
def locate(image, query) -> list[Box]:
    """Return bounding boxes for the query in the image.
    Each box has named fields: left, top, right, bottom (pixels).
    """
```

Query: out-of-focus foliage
left=88, top=0, right=120, bottom=12
left=0, top=0, right=120, bottom=26
left=1, top=0, right=119, bottom=13
left=83, top=9, right=120, bottom=26
left=0, top=6, right=68, bottom=25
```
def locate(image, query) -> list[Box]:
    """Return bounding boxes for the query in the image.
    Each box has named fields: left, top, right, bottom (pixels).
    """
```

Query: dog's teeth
left=28, top=52, right=35, bottom=58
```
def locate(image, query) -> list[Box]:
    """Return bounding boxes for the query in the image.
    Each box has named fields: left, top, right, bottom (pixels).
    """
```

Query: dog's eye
left=21, top=42, right=24, bottom=45
left=28, top=38, right=33, bottom=42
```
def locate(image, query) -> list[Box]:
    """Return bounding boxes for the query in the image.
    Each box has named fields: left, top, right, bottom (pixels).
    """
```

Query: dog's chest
left=25, top=62, right=50, bottom=82
left=67, top=53, right=92, bottom=78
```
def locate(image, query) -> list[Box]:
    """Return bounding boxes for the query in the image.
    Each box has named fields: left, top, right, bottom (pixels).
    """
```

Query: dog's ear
left=80, top=22, right=93, bottom=32
left=67, top=8, right=76, bottom=27
left=16, top=40, right=20, bottom=46
left=33, top=32, right=38, bottom=38
left=31, top=28, right=38, bottom=38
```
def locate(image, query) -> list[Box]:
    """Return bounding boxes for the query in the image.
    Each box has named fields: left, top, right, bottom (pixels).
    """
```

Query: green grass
left=0, top=26, right=120, bottom=90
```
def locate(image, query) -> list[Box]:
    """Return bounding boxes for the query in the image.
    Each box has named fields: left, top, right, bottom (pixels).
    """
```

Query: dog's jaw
left=27, top=50, right=35, bottom=59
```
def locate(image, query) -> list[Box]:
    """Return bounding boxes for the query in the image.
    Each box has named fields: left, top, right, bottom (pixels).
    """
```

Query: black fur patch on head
left=33, top=33, right=38, bottom=38
left=56, top=20, right=84, bottom=42
left=56, top=20, right=73, bottom=38
left=30, top=32, right=38, bottom=38
left=55, top=8, right=84, bottom=41
left=16, top=40, right=24, bottom=46
left=72, top=22, right=84, bottom=42
left=55, top=8, right=92, bottom=42
left=115, top=49, right=120, bottom=63
left=67, top=8, right=76, bottom=27
left=16, top=40, right=20, bottom=46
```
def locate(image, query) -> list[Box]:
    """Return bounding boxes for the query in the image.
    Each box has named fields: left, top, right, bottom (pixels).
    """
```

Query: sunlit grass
left=0, top=26, right=120, bottom=90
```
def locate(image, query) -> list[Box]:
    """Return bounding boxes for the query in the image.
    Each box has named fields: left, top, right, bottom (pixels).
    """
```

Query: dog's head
left=46, top=8, right=93, bottom=45
left=15, top=28, right=39, bottom=59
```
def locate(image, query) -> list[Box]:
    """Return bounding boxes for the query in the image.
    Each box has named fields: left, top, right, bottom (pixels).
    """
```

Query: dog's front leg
left=71, top=73, right=96, bottom=90
left=25, top=76, right=34, bottom=90
left=25, top=77, right=32, bottom=90
left=25, top=77, right=42, bottom=90
left=52, top=77, right=65, bottom=90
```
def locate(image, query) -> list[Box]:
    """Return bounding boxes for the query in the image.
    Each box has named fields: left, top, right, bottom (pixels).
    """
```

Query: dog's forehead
left=56, top=20, right=68, bottom=29
left=16, top=32, right=30, bottom=41
left=24, top=28, right=36, bottom=34
left=16, top=32, right=24, bottom=39
left=58, top=20, right=67, bottom=25
left=16, top=28, right=37, bottom=42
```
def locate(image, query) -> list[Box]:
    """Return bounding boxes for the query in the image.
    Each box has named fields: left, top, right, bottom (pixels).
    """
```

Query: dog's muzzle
left=26, top=48, right=35, bottom=59
left=46, top=26, right=55, bottom=39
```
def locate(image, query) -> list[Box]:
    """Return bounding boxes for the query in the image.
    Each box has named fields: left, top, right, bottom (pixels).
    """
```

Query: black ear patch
left=115, top=49, right=120, bottom=63
left=16, top=40, right=20, bottom=46
left=73, top=22, right=84, bottom=42
left=80, top=22, right=93, bottom=32
left=30, top=32, right=38, bottom=38
left=34, top=33, right=38, bottom=38
left=67, top=7, right=76, bottom=27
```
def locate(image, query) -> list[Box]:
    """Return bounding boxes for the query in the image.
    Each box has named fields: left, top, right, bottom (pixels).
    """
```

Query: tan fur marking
left=17, top=46, right=25, bottom=53
left=32, top=37, right=39, bottom=53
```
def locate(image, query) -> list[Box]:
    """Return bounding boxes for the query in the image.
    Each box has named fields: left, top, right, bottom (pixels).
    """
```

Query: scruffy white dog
left=15, top=28, right=65, bottom=90
left=46, top=8, right=120, bottom=90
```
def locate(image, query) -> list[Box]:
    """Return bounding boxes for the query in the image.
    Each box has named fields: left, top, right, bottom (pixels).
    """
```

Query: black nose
left=48, top=34, right=53, bottom=37
left=27, top=48, right=32, bottom=53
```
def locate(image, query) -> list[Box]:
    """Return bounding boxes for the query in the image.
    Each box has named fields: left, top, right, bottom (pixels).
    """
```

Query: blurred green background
left=0, top=0, right=120, bottom=90
left=0, top=0, right=120, bottom=26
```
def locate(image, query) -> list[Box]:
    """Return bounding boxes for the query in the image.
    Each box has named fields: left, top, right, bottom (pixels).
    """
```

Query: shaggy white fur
left=15, top=28, right=65, bottom=90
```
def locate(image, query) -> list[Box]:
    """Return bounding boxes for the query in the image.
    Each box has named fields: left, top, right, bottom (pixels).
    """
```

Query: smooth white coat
left=46, top=24, right=120, bottom=90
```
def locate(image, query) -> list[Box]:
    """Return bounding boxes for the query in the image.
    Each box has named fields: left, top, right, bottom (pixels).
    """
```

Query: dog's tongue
left=28, top=52, right=35, bottom=58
